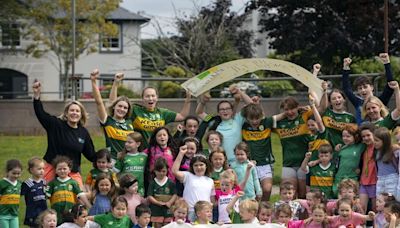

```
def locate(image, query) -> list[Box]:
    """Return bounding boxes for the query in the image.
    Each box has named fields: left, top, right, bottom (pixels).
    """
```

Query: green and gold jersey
left=309, top=163, right=336, bottom=199
left=131, top=104, right=176, bottom=147
left=102, top=116, right=134, bottom=159
left=242, top=117, right=274, bottom=165
left=210, top=168, right=224, bottom=191
left=308, top=130, right=330, bottom=161
left=46, top=177, right=82, bottom=223
left=0, top=178, right=21, bottom=216
left=274, top=110, right=313, bottom=167
left=114, top=152, right=148, bottom=196
left=322, top=109, right=356, bottom=147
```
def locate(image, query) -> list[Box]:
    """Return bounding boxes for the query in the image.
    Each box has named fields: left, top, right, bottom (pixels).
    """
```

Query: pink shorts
left=359, top=184, right=376, bottom=198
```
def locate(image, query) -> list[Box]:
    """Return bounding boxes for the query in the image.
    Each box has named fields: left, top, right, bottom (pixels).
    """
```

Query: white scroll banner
left=163, top=222, right=285, bottom=228
left=181, top=58, right=324, bottom=99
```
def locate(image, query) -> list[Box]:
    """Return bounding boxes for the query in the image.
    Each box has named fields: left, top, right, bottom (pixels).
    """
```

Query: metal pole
left=71, top=0, right=76, bottom=100
left=384, top=0, right=389, bottom=53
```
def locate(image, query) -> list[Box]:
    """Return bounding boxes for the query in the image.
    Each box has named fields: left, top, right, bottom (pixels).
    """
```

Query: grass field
left=0, top=134, right=283, bottom=226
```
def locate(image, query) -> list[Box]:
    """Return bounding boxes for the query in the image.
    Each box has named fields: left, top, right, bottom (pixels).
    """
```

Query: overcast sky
left=121, top=0, right=249, bottom=38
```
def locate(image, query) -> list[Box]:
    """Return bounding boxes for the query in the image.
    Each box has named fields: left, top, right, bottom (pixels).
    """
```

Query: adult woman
left=196, top=86, right=252, bottom=164
left=90, top=69, right=133, bottom=162
left=33, top=81, right=96, bottom=188
left=112, top=80, right=192, bottom=147
left=273, top=96, right=313, bottom=198
left=362, top=81, right=400, bottom=129
left=342, top=53, right=394, bottom=125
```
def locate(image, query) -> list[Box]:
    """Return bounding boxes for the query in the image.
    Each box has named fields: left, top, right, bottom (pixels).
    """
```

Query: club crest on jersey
left=259, top=125, right=264, bottom=131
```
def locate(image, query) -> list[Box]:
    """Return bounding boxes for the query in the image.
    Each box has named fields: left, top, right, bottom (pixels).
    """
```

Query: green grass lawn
left=0, top=134, right=283, bottom=226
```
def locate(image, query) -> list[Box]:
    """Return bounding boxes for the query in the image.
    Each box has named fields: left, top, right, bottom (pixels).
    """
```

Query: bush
left=258, top=80, right=296, bottom=97
left=156, top=81, right=182, bottom=98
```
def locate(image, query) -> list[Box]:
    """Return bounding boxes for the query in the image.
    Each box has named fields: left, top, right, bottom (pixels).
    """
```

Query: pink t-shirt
left=303, top=221, right=327, bottom=228
left=215, top=186, right=241, bottom=223
left=328, top=212, right=365, bottom=227
left=122, top=193, right=144, bottom=224
left=145, top=146, right=175, bottom=182
left=287, top=220, right=303, bottom=228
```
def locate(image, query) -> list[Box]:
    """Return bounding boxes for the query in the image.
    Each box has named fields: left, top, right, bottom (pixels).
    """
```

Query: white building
left=241, top=5, right=274, bottom=58
left=0, top=7, right=149, bottom=100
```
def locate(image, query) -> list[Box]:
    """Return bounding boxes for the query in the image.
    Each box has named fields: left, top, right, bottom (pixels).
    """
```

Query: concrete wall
left=0, top=98, right=290, bottom=135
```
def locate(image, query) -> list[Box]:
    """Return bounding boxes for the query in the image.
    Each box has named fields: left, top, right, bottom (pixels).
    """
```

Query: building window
left=1, top=23, right=20, bottom=47
left=67, top=77, right=82, bottom=99
left=100, top=24, right=122, bottom=53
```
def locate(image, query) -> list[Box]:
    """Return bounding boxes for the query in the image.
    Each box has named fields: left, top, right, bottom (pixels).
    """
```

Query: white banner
left=181, top=58, right=323, bottom=99
left=163, top=222, right=285, bottom=228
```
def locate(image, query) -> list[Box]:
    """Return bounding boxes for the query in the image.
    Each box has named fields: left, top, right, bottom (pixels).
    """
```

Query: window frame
left=0, top=23, right=21, bottom=48
left=99, top=23, right=123, bottom=53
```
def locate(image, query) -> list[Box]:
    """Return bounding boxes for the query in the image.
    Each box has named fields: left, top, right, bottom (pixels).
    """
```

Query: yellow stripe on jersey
left=50, top=191, right=77, bottom=205
left=104, top=126, right=134, bottom=141
left=308, top=139, right=330, bottom=152
left=242, top=128, right=271, bottom=141
left=323, top=116, right=357, bottom=131
left=310, top=176, right=333, bottom=187
left=133, top=117, right=165, bottom=132
left=275, top=123, right=310, bottom=138
left=0, top=194, right=20, bottom=204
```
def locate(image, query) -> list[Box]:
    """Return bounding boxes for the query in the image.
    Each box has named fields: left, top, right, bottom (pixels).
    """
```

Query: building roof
left=108, top=7, right=149, bottom=23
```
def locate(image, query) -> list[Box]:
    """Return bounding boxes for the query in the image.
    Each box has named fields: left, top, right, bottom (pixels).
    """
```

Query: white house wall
left=0, top=21, right=144, bottom=100
left=77, top=21, right=143, bottom=96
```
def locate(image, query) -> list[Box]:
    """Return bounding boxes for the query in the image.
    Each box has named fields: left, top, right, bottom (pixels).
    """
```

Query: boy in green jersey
left=241, top=103, right=285, bottom=201
left=301, top=144, right=336, bottom=199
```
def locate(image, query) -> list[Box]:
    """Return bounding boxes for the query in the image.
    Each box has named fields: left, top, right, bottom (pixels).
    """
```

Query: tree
left=21, top=0, right=121, bottom=99
left=142, top=0, right=254, bottom=76
left=256, top=0, right=400, bottom=73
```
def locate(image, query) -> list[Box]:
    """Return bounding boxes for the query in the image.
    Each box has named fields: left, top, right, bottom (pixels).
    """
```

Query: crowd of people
left=1, top=54, right=400, bottom=228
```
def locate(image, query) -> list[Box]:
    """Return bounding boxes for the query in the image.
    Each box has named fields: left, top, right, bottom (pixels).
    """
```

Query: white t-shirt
left=182, top=171, right=215, bottom=211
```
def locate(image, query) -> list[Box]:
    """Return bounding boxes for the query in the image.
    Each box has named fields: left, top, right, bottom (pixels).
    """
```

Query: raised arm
left=226, top=191, right=244, bottom=214
left=32, top=81, right=55, bottom=129
left=172, top=145, right=188, bottom=183
left=196, top=93, right=210, bottom=120
left=230, top=85, right=253, bottom=109
left=109, top=72, right=124, bottom=104
left=377, top=53, right=394, bottom=105
left=341, top=58, right=359, bottom=106
left=309, top=94, right=325, bottom=132
left=90, top=69, right=107, bottom=123
left=238, top=162, right=254, bottom=190
left=388, top=81, right=400, bottom=120
left=175, top=90, right=191, bottom=122
left=318, top=81, right=329, bottom=114
left=300, top=152, right=312, bottom=173
left=309, top=64, right=322, bottom=107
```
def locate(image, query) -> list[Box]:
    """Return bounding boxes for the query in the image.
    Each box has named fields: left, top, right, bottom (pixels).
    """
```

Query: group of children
left=2, top=54, right=400, bottom=228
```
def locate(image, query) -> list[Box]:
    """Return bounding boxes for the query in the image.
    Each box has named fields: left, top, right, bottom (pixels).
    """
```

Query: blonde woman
left=362, top=81, right=400, bottom=129
left=33, top=81, right=96, bottom=188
